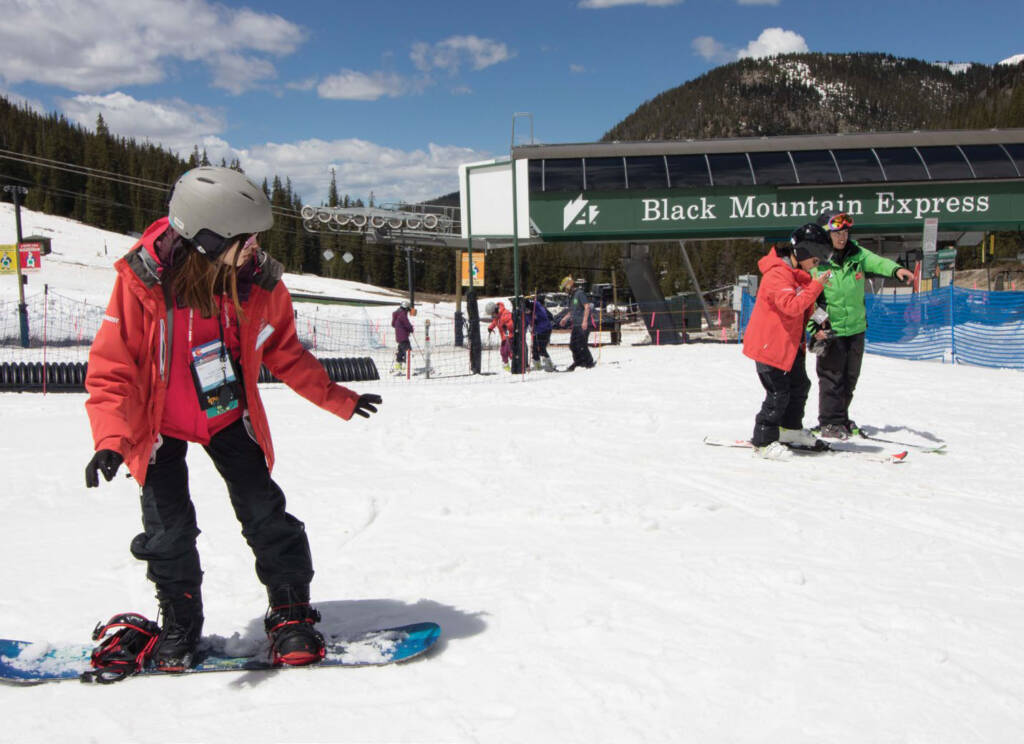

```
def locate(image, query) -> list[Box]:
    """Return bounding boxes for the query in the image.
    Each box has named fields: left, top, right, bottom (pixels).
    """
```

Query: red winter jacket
left=85, top=218, right=360, bottom=485
left=488, top=302, right=513, bottom=341
left=742, top=248, right=823, bottom=371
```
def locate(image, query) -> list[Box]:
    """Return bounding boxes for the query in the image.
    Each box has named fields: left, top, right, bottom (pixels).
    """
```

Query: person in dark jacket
left=525, top=293, right=554, bottom=371
left=558, top=276, right=595, bottom=370
left=391, top=300, right=414, bottom=373
left=84, top=167, right=382, bottom=672
left=742, top=236, right=831, bottom=459
left=809, top=210, right=914, bottom=439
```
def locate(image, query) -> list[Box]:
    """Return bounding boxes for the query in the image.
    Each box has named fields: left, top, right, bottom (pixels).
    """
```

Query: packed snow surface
left=1, top=206, right=1023, bottom=743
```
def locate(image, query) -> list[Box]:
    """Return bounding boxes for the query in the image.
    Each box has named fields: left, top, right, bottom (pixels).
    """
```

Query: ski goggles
left=825, top=212, right=854, bottom=232
left=192, top=230, right=254, bottom=261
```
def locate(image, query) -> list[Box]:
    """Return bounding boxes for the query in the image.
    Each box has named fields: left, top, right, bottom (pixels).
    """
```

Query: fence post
left=949, top=284, right=956, bottom=365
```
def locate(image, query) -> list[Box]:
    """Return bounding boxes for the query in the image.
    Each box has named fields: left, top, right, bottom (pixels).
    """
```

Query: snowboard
left=0, top=621, right=440, bottom=685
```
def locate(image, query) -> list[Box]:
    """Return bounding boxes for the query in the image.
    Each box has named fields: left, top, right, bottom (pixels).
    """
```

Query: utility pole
left=4, top=185, right=30, bottom=347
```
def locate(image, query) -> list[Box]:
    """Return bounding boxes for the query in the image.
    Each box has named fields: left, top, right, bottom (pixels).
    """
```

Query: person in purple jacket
left=391, top=300, right=414, bottom=373
left=524, top=293, right=554, bottom=371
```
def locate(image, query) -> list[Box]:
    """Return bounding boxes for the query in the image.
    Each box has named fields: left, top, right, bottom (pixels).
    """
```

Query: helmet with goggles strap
left=169, top=167, right=274, bottom=260
left=790, top=222, right=830, bottom=247
left=817, top=210, right=854, bottom=232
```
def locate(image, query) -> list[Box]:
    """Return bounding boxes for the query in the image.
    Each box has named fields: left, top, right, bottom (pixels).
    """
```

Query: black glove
left=85, top=449, right=124, bottom=488
left=353, top=394, right=382, bottom=419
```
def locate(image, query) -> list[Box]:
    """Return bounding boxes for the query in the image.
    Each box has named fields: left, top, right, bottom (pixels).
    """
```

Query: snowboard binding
left=80, top=612, right=162, bottom=684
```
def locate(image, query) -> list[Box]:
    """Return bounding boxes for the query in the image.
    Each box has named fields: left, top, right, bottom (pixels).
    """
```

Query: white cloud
left=241, top=138, right=491, bottom=204
left=737, top=28, right=809, bottom=59
left=692, top=36, right=733, bottom=63
left=570, top=64, right=587, bottom=73
left=694, top=27, right=808, bottom=63
left=578, top=0, right=682, bottom=7
left=59, top=92, right=226, bottom=156
left=317, top=71, right=410, bottom=101
left=55, top=89, right=486, bottom=203
left=0, top=0, right=304, bottom=93
left=411, top=36, right=514, bottom=73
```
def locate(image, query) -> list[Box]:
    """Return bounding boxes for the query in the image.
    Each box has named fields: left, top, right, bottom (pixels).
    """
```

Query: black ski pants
left=395, top=339, right=412, bottom=365
left=569, top=326, right=595, bottom=368
left=752, top=349, right=811, bottom=447
left=531, top=330, right=551, bottom=361
left=816, top=332, right=865, bottom=427
left=130, top=419, right=313, bottom=597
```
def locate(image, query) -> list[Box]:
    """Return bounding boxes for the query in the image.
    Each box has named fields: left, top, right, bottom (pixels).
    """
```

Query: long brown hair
left=171, top=243, right=245, bottom=320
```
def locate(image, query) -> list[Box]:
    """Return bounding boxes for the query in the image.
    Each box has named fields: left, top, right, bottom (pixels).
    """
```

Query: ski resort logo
left=564, top=194, right=599, bottom=230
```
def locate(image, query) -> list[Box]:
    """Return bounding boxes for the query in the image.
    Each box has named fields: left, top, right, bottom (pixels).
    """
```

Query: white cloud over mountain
left=694, top=27, right=808, bottom=62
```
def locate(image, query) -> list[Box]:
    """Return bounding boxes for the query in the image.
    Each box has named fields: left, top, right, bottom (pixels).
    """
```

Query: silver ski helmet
left=168, top=167, right=274, bottom=260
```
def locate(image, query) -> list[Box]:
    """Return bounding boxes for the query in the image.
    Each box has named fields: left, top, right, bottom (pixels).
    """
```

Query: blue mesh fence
left=738, top=286, right=1024, bottom=369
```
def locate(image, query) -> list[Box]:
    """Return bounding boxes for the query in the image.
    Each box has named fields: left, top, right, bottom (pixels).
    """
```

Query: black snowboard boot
left=153, top=588, right=204, bottom=672
left=264, top=584, right=325, bottom=666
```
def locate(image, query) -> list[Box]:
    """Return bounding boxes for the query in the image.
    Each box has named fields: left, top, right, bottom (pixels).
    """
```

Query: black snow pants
left=815, top=332, right=865, bottom=428
left=569, top=326, right=595, bottom=368
left=395, top=339, right=412, bottom=365
left=531, top=330, right=551, bottom=361
left=752, top=349, right=811, bottom=447
left=130, top=419, right=314, bottom=597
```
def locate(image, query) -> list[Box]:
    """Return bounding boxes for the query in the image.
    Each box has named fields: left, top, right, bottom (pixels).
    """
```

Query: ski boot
left=816, top=424, right=849, bottom=440
left=753, top=441, right=793, bottom=460
left=265, top=585, right=325, bottom=666
left=779, top=427, right=828, bottom=451
left=153, top=588, right=204, bottom=672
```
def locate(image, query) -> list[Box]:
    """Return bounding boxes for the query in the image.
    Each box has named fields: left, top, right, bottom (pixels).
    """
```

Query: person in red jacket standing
left=742, top=226, right=832, bottom=459
left=83, top=167, right=382, bottom=671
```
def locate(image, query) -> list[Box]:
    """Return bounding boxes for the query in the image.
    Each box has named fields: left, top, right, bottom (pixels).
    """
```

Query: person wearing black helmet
left=743, top=234, right=832, bottom=459
left=84, top=166, right=383, bottom=673
left=809, top=210, right=914, bottom=439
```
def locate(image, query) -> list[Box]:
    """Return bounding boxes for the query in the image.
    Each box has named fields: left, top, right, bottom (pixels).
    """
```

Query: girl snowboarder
left=84, top=167, right=382, bottom=670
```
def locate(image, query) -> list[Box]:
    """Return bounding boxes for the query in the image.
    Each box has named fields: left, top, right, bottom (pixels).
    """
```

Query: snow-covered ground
left=2, top=207, right=1024, bottom=743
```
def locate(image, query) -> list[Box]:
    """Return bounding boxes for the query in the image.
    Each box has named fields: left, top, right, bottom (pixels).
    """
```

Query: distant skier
left=485, top=300, right=514, bottom=371
left=83, top=167, right=382, bottom=672
left=524, top=293, right=554, bottom=371
left=742, top=226, right=832, bottom=459
left=391, top=299, right=414, bottom=373
left=810, top=210, right=914, bottom=439
left=558, top=276, right=594, bottom=370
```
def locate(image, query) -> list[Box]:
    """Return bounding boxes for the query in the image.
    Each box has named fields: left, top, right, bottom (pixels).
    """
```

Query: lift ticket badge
left=190, top=339, right=240, bottom=418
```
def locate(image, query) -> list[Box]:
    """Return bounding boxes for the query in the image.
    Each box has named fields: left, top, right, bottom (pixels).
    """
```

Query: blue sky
left=1, top=0, right=1021, bottom=206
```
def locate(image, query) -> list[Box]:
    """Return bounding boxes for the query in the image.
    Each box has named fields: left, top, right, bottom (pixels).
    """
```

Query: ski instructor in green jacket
left=810, top=210, right=914, bottom=439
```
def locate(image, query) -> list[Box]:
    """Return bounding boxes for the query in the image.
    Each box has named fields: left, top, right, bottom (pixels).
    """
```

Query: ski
left=858, top=434, right=946, bottom=454
left=702, top=436, right=909, bottom=464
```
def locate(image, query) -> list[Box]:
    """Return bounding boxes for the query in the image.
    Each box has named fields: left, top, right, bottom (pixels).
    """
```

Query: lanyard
left=187, top=299, right=229, bottom=366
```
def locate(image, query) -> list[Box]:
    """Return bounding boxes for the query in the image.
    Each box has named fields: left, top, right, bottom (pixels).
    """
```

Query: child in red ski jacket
left=742, top=228, right=831, bottom=458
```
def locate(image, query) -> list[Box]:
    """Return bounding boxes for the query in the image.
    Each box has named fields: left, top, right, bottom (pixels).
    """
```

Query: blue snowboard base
left=0, top=621, right=440, bottom=685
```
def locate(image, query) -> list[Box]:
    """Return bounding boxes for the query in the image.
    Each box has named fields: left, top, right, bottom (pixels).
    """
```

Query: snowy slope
left=1, top=209, right=1023, bottom=743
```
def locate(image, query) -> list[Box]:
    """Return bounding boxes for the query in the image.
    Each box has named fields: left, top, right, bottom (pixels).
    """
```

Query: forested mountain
left=604, top=52, right=1024, bottom=141
left=2, top=52, right=1023, bottom=301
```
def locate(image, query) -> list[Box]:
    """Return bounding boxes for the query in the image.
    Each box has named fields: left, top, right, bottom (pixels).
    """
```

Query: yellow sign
left=0, top=245, right=16, bottom=275
left=460, top=252, right=485, bottom=287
